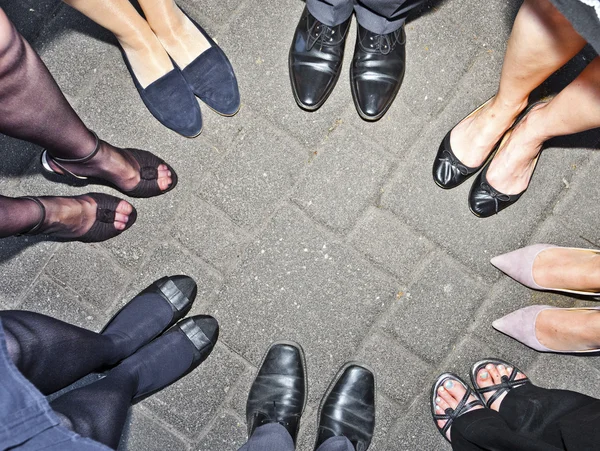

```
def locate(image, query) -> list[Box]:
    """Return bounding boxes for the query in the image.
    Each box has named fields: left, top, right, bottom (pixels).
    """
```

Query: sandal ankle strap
left=17, top=197, right=46, bottom=236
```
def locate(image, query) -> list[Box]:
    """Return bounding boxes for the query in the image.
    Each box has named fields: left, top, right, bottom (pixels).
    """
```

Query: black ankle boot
left=246, top=342, right=307, bottom=443
left=314, top=363, right=376, bottom=451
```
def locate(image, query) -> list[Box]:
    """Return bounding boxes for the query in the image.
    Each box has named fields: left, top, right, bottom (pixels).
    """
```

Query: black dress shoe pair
left=100, top=275, right=219, bottom=400
left=122, top=9, right=240, bottom=137
left=432, top=100, right=544, bottom=218
left=289, top=7, right=405, bottom=121
left=245, top=342, right=376, bottom=450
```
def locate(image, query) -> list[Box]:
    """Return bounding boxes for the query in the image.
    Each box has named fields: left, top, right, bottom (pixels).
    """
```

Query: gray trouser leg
left=237, top=423, right=295, bottom=451
left=316, top=436, right=356, bottom=451
left=306, top=0, right=354, bottom=27
left=354, top=0, right=426, bottom=33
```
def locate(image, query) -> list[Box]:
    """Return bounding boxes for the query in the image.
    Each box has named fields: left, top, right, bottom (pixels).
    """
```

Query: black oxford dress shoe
left=246, top=342, right=307, bottom=443
left=351, top=24, right=406, bottom=121
left=289, top=7, right=351, bottom=111
left=315, top=363, right=376, bottom=450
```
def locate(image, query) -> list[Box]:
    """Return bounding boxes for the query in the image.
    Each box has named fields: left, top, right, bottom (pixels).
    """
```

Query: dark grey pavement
left=1, top=0, right=600, bottom=450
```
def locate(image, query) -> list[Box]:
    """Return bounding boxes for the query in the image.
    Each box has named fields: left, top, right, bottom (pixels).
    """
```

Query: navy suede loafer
left=121, top=49, right=203, bottom=137
left=178, top=11, right=241, bottom=116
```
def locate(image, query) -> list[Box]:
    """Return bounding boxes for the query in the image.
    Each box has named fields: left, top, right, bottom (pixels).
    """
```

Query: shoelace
left=308, top=20, right=339, bottom=50
left=364, top=32, right=394, bottom=54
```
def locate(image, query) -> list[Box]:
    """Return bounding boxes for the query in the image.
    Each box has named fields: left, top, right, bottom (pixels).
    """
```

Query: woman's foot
left=46, top=138, right=174, bottom=196
left=433, top=375, right=484, bottom=441
left=535, top=308, right=600, bottom=351
left=484, top=102, right=548, bottom=195
left=473, top=362, right=527, bottom=411
left=27, top=195, right=134, bottom=239
left=450, top=96, right=528, bottom=168
left=533, top=247, right=600, bottom=292
left=148, top=5, right=211, bottom=70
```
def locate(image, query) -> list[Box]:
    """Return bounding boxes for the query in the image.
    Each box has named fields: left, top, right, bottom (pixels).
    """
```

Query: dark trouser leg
left=306, top=0, right=354, bottom=27
left=238, top=423, right=296, bottom=451
left=354, top=0, right=426, bottom=33
left=499, top=383, right=600, bottom=449
left=316, top=436, right=355, bottom=451
left=451, top=408, right=561, bottom=451
left=1, top=312, right=123, bottom=395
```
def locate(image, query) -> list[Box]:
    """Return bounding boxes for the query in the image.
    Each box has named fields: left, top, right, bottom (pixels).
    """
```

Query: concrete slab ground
left=1, top=0, right=599, bottom=450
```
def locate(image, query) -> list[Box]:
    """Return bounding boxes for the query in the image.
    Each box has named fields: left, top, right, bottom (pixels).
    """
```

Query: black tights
left=451, top=383, right=600, bottom=450
left=1, top=311, right=134, bottom=449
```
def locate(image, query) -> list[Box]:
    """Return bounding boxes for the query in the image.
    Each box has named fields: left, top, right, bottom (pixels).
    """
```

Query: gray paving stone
left=355, top=331, right=431, bottom=407
left=291, top=131, right=395, bottom=233
left=0, top=135, right=39, bottom=186
left=36, top=6, right=115, bottom=99
left=115, top=239, right=222, bottom=316
left=382, top=392, right=449, bottom=451
left=171, top=195, right=251, bottom=271
left=2, top=0, right=61, bottom=43
left=347, top=206, right=433, bottom=281
left=119, top=406, right=189, bottom=451
left=194, top=412, right=247, bottom=451
left=179, top=0, right=245, bottom=28
left=553, top=152, right=600, bottom=247
left=0, top=237, right=56, bottom=307
left=44, top=242, right=131, bottom=314
left=380, top=111, right=590, bottom=280
left=528, top=354, right=600, bottom=399
left=143, top=343, right=246, bottom=438
left=225, top=367, right=255, bottom=419
left=209, top=205, right=399, bottom=403
left=197, top=115, right=306, bottom=228
left=17, top=275, right=102, bottom=331
left=381, top=253, right=488, bottom=363
left=217, top=0, right=354, bottom=148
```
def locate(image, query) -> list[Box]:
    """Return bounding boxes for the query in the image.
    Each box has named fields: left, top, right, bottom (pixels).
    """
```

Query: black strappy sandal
left=19, top=193, right=137, bottom=243
left=40, top=131, right=178, bottom=198
left=430, top=373, right=485, bottom=443
left=470, top=358, right=530, bottom=408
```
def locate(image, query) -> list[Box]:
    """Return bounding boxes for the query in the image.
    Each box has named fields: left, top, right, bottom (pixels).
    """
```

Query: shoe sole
left=313, top=361, right=377, bottom=450
left=249, top=340, right=309, bottom=439
left=288, top=52, right=343, bottom=112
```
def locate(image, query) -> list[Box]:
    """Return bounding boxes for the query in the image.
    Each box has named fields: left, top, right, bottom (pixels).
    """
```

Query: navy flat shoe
left=178, top=11, right=241, bottom=116
left=121, top=48, right=202, bottom=137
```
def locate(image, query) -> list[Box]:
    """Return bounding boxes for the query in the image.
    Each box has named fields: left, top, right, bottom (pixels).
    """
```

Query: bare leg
left=534, top=309, right=600, bottom=351
left=533, top=247, right=600, bottom=292
left=136, top=0, right=211, bottom=69
left=451, top=0, right=586, bottom=167
left=62, top=0, right=173, bottom=87
left=486, top=56, right=600, bottom=194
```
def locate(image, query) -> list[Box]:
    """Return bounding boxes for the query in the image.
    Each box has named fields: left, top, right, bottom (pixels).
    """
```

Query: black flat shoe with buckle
left=350, top=23, right=406, bottom=121
left=289, top=7, right=351, bottom=111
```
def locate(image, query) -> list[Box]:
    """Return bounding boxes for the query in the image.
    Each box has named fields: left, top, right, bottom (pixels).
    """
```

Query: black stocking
left=1, top=310, right=126, bottom=395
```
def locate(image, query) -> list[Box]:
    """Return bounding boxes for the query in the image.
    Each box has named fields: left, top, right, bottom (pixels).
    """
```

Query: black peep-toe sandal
left=470, top=358, right=530, bottom=408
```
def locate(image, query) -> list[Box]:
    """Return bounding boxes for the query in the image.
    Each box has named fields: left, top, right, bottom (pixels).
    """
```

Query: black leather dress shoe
left=432, top=99, right=494, bottom=189
left=315, top=363, right=376, bottom=450
left=351, top=24, right=406, bottom=121
left=289, top=7, right=351, bottom=111
left=246, top=342, right=307, bottom=443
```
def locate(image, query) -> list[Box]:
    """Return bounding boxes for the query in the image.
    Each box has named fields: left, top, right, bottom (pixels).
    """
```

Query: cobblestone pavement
left=1, top=0, right=600, bottom=450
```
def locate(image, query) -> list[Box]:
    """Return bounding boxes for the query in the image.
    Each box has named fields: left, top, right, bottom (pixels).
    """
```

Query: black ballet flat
left=433, top=98, right=494, bottom=189
left=41, top=131, right=178, bottom=199
left=20, top=193, right=137, bottom=243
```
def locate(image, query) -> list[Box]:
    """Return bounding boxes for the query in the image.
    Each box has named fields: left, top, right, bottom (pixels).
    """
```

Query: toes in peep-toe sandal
left=41, top=131, right=178, bottom=198
left=20, top=193, right=137, bottom=243
left=470, top=358, right=530, bottom=408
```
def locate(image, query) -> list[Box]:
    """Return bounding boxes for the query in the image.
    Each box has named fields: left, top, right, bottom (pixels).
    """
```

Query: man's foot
left=450, top=96, right=528, bottom=168
left=246, top=342, right=307, bottom=444
left=432, top=374, right=483, bottom=442
left=471, top=360, right=528, bottom=411
left=25, top=194, right=134, bottom=240
left=289, top=7, right=351, bottom=111
left=101, top=275, right=197, bottom=364
left=350, top=24, right=405, bottom=121
left=314, top=363, right=375, bottom=450
left=533, top=247, right=600, bottom=292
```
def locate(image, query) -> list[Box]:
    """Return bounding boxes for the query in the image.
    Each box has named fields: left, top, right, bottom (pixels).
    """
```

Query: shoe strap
left=477, top=369, right=529, bottom=408
left=17, top=197, right=45, bottom=236
left=434, top=387, right=483, bottom=435
left=45, top=130, right=100, bottom=179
